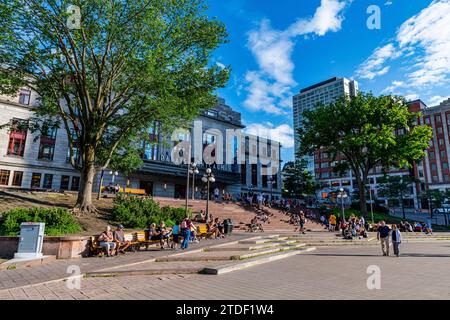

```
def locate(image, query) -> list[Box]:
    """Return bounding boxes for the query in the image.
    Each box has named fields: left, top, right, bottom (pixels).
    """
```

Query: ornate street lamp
left=109, top=170, right=119, bottom=183
left=337, top=188, right=348, bottom=222
left=202, top=168, right=215, bottom=222
left=190, top=163, right=200, bottom=200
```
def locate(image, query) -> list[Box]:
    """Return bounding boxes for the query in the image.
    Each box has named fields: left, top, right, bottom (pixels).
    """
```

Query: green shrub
left=0, top=207, right=82, bottom=236
left=111, top=195, right=191, bottom=229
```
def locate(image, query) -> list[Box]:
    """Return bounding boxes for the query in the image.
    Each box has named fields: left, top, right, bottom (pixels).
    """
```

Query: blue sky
left=206, top=0, right=450, bottom=162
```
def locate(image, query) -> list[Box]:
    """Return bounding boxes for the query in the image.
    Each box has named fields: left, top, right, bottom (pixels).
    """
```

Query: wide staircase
left=86, top=234, right=316, bottom=277
left=153, top=197, right=321, bottom=233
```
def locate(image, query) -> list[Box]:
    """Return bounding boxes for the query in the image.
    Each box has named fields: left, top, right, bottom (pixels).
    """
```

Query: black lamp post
left=190, top=163, right=199, bottom=200
left=202, top=168, right=215, bottom=222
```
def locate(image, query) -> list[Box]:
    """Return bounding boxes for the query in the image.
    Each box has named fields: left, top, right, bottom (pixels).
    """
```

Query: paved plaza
left=1, top=241, right=449, bottom=300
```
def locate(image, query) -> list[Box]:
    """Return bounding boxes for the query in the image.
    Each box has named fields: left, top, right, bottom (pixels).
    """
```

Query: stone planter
left=0, top=236, right=91, bottom=259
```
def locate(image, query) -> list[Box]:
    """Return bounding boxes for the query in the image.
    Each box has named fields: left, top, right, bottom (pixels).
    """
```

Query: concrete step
left=156, top=243, right=303, bottom=262
left=201, top=247, right=316, bottom=275
left=204, top=240, right=299, bottom=252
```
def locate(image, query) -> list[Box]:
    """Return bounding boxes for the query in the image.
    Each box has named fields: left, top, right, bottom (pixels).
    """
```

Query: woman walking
left=391, top=224, right=402, bottom=257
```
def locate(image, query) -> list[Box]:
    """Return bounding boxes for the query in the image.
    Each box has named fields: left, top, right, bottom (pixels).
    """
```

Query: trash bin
left=223, top=219, right=234, bottom=234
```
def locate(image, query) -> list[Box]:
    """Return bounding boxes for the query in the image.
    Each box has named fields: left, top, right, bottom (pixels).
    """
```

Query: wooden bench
left=101, top=187, right=146, bottom=197
left=196, top=224, right=214, bottom=239
left=89, top=233, right=140, bottom=256
left=133, top=231, right=165, bottom=250
left=89, top=236, right=106, bottom=256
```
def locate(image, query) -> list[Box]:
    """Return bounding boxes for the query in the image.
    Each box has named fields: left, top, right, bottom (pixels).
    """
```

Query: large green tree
left=378, top=175, right=418, bottom=220
left=282, top=160, right=315, bottom=199
left=298, top=92, right=432, bottom=216
left=0, top=0, right=229, bottom=213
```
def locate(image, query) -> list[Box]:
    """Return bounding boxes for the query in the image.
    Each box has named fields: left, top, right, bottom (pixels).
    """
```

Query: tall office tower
left=293, top=77, right=359, bottom=173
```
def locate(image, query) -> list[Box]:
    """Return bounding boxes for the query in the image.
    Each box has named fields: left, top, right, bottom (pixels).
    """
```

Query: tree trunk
left=97, top=170, right=104, bottom=200
left=354, top=171, right=368, bottom=216
left=74, top=147, right=97, bottom=214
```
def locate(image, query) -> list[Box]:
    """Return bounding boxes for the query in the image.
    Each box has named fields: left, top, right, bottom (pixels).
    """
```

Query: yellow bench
left=134, top=231, right=164, bottom=250
left=197, top=224, right=213, bottom=239
left=89, top=233, right=139, bottom=256
left=101, top=187, right=146, bottom=196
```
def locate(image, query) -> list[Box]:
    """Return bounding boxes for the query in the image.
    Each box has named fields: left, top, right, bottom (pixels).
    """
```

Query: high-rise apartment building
left=293, top=77, right=359, bottom=173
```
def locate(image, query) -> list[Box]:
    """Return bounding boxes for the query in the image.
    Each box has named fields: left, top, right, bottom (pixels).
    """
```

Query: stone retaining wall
left=0, top=236, right=90, bottom=259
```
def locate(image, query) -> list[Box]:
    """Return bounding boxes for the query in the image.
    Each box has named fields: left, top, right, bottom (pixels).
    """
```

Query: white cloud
left=216, top=62, right=226, bottom=69
left=245, top=122, right=295, bottom=148
left=404, top=93, right=419, bottom=101
left=427, top=95, right=450, bottom=106
left=356, top=44, right=400, bottom=80
left=385, top=1, right=393, bottom=6
left=244, top=0, right=349, bottom=115
left=382, top=80, right=405, bottom=94
left=356, top=0, right=450, bottom=91
left=286, top=0, right=347, bottom=37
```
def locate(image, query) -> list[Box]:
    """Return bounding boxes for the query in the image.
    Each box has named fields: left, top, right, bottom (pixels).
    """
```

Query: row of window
left=7, top=119, right=81, bottom=163
left=0, top=169, right=80, bottom=190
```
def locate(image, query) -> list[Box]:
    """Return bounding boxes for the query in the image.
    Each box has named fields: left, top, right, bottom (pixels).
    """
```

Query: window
left=443, top=163, right=449, bottom=170
left=429, top=152, right=435, bottom=160
left=439, top=139, right=445, bottom=146
left=38, top=127, right=57, bottom=161
left=433, top=175, right=439, bottom=182
left=445, top=174, right=450, bottom=182
left=18, top=89, right=31, bottom=105
left=7, top=119, right=28, bottom=157
left=66, top=147, right=81, bottom=164
left=60, top=176, right=70, bottom=190
left=425, top=117, right=431, bottom=125
left=431, top=163, right=437, bottom=171
left=67, top=128, right=80, bottom=164
left=12, top=171, right=23, bottom=187
left=43, top=174, right=53, bottom=189
left=31, top=173, right=41, bottom=189
left=321, top=162, right=329, bottom=169
left=437, top=127, right=444, bottom=134
left=206, top=110, right=218, bottom=118
left=0, top=170, right=10, bottom=186
left=436, top=115, right=442, bottom=123
left=71, top=176, right=80, bottom=191
left=441, top=151, right=447, bottom=159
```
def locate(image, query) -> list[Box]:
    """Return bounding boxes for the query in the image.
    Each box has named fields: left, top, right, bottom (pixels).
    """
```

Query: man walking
left=391, top=224, right=402, bottom=257
left=377, top=221, right=391, bottom=256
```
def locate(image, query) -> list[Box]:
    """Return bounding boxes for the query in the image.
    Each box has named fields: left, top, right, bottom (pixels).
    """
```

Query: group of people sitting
left=97, top=224, right=131, bottom=257
left=341, top=215, right=369, bottom=240
left=400, top=221, right=433, bottom=234
left=97, top=214, right=230, bottom=257
left=247, top=210, right=274, bottom=232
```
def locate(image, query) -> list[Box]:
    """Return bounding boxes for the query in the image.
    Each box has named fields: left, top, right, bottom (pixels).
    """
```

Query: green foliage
left=282, top=160, right=316, bottom=198
left=0, top=208, right=81, bottom=236
left=298, top=92, right=433, bottom=214
left=0, top=0, right=229, bottom=211
left=112, top=195, right=191, bottom=229
left=378, top=175, right=417, bottom=200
